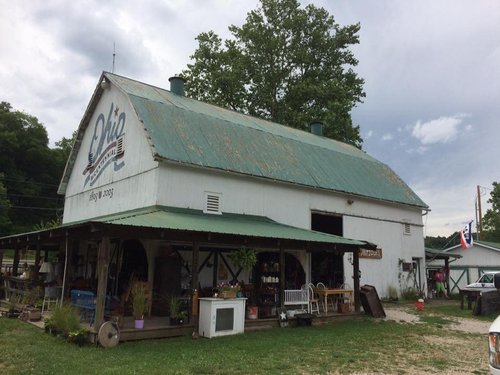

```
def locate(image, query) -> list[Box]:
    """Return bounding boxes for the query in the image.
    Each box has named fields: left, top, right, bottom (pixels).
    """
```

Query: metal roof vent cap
left=169, top=76, right=186, bottom=96
left=310, top=121, right=323, bottom=136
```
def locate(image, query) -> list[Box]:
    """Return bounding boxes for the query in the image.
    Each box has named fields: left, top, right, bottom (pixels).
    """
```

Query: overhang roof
left=425, top=248, right=463, bottom=260
left=86, top=206, right=372, bottom=248
left=59, top=72, right=428, bottom=210
left=0, top=206, right=374, bottom=251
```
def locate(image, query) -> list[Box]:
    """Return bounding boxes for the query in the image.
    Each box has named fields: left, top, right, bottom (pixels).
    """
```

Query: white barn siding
left=436, top=244, right=500, bottom=291
left=157, top=162, right=425, bottom=297
left=59, top=76, right=426, bottom=298
left=63, top=87, right=158, bottom=223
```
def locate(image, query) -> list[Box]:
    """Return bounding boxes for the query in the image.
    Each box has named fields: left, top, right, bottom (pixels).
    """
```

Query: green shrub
left=401, top=287, right=419, bottom=301
left=51, top=303, right=80, bottom=336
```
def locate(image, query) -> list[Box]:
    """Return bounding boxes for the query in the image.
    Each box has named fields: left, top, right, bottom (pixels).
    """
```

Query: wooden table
left=313, top=288, right=353, bottom=313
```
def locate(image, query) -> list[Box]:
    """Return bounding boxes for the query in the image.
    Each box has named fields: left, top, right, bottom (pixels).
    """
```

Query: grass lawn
left=0, top=301, right=491, bottom=374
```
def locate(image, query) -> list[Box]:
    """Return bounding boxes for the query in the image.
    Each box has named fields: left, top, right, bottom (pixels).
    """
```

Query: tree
left=182, top=0, right=365, bottom=147
left=0, top=176, right=11, bottom=235
left=0, top=102, right=65, bottom=234
left=483, top=182, right=500, bottom=241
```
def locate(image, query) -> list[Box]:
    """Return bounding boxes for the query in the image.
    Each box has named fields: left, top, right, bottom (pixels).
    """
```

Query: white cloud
left=381, top=133, right=393, bottom=141
left=411, top=114, right=470, bottom=145
left=365, top=130, right=373, bottom=139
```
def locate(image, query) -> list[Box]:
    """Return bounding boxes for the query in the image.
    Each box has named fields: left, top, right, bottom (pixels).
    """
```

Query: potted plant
left=217, top=282, right=241, bottom=299
left=228, top=248, right=257, bottom=272
left=169, top=295, right=182, bottom=325
left=131, top=282, right=147, bottom=329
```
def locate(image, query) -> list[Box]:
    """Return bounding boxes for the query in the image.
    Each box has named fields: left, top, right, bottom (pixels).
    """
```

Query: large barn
left=1, top=72, right=428, bottom=338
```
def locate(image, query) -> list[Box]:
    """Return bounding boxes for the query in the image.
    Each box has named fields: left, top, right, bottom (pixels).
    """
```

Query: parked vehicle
left=488, top=273, right=500, bottom=374
left=464, top=272, right=500, bottom=293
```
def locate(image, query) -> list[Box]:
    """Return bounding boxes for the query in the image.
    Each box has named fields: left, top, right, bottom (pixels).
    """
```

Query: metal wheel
left=98, top=321, right=120, bottom=348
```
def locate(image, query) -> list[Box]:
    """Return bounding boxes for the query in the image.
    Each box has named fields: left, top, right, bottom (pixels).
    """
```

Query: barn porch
left=0, top=206, right=374, bottom=344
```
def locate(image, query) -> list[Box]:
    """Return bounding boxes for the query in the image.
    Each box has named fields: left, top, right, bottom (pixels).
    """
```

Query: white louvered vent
left=116, top=135, right=125, bottom=156
left=204, top=192, right=222, bottom=214
left=404, top=223, right=411, bottom=235
left=87, top=152, right=94, bottom=168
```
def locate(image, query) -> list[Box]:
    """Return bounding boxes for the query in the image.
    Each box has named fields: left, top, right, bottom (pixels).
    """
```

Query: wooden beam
left=279, top=245, right=285, bottom=308
left=445, top=258, right=450, bottom=296
left=12, top=246, right=20, bottom=276
left=191, top=242, right=199, bottom=293
left=219, top=252, right=237, bottom=281
left=95, top=236, right=110, bottom=329
left=191, top=242, right=200, bottom=336
left=353, top=249, right=360, bottom=312
left=34, top=244, right=41, bottom=280
left=212, top=252, right=218, bottom=287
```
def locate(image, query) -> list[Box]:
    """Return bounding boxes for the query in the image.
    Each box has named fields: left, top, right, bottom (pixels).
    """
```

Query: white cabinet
left=198, top=298, right=247, bottom=338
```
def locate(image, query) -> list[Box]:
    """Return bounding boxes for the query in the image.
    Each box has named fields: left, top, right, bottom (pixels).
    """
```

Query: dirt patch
left=384, top=305, right=491, bottom=334
left=380, top=305, right=490, bottom=374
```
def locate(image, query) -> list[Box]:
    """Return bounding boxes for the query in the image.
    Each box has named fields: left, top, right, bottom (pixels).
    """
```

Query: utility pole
left=477, top=185, right=483, bottom=240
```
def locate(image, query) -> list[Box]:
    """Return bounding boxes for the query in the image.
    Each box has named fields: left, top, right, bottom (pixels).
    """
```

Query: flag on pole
left=460, top=221, right=474, bottom=250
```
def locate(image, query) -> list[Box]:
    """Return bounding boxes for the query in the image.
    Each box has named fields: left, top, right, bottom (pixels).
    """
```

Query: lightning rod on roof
left=112, top=42, right=116, bottom=73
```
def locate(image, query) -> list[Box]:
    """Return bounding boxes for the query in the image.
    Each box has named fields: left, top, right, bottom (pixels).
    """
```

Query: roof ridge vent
left=310, top=121, right=323, bottom=136
left=169, top=76, right=185, bottom=96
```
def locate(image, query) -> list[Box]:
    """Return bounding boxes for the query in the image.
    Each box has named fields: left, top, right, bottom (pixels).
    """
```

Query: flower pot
left=338, top=302, right=350, bottom=314
left=134, top=319, right=144, bottom=329
left=219, top=290, right=237, bottom=299
left=246, top=305, right=258, bottom=320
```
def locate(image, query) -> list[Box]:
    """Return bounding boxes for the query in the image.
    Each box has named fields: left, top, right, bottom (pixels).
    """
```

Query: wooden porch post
left=191, top=242, right=200, bottom=337
left=445, top=257, right=450, bottom=296
left=95, top=236, right=110, bottom=329
left=12, top=246, right=21, bottom=276
left=212, top=251, right=219, bottom=287
left=34, top=244, right=41, bottom=281
left=353, top=248, right=361, bottom=312
left=279, top=245, right=285, bottom=308
left=191, top=242, right=200, bottom=293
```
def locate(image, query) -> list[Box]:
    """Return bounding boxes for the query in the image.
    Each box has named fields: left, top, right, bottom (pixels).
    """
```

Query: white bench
left=284, top=287, right=309, bottom=312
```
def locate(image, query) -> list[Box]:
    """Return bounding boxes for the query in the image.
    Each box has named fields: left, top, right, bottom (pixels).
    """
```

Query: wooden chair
left=316, top=282, right=335, bottom=312
left=307, top=285, right=320, bottom=315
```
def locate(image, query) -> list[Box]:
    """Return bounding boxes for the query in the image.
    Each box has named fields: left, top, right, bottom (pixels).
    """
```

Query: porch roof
left=87, top=206, right=371, bottom=248
left=0, top=206, right=375, bottom=250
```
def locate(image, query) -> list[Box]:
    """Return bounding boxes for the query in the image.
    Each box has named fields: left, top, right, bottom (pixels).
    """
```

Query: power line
left=6, top=193, right=62, bottom=201
left=0, top=205, right=63, bottom=211
left=0, top=176, right=60, bottom=188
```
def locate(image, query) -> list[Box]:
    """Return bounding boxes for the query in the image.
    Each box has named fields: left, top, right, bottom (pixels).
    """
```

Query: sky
left=1, top=0, right=499, bottom=237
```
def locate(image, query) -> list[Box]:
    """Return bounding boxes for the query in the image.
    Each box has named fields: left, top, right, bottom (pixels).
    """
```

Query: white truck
left=488, top=273, right=500, bottom=374
left=465, top=272, right=500, bottom=293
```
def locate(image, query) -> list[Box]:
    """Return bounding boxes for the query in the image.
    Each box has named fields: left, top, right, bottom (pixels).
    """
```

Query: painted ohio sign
left=83, top=102, right=125, bottom=187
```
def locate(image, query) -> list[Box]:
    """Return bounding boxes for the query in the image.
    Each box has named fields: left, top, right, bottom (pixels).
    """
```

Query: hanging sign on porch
left=359, top=248, right=382, bottom=259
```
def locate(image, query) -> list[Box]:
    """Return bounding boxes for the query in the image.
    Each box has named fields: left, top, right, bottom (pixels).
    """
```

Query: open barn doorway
left=117, top=239, right=148, bottom=297
left=311, top=212, right=345, bottom=287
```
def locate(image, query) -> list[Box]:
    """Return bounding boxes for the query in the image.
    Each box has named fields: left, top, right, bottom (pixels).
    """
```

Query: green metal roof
left=62, top=72, right=427, bottom=208
left=89, top=206, right=369, bottom=247
left=425, top=248, right=463, bottom=259
left=477, top=241, right=500, bottom=250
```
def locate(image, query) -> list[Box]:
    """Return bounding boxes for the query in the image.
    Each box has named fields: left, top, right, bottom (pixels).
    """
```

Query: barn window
left=204, top=192, right=222, bottom=214
left=402, top=262, right=413, bottom=272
